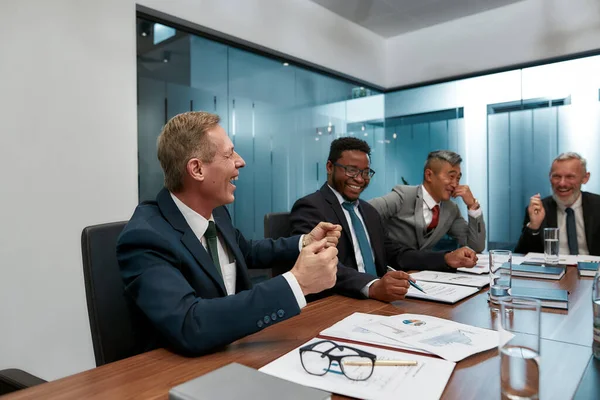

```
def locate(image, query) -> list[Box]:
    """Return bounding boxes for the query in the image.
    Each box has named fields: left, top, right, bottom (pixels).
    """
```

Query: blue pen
left=386, top=266, right=427, bottom=294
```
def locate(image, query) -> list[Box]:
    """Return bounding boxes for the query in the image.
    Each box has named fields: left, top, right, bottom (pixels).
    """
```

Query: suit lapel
left=213, top=208, right=252, bottom=292
left=321, top=185, right=354, bottom=249
left=581, top=192, right=595, bottom=249
left=415, top=186, right=426, bottom=248
left=157, top=189, right=227, bottom=295
left=423, top=201, right=450, bottom=248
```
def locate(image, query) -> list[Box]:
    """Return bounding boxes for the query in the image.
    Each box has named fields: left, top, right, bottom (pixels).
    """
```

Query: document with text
left=364, top=314, right=510, bottom=362
left=320, top=312, right=432, bottom=355
left=410, top=270, right=489, bottom=288
left=260, top=338, right=455, bottom=400
left=404, top=281, right=479, bottom=304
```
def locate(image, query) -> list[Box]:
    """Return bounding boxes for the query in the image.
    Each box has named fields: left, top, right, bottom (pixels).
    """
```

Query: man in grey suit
left=370, top=150, right=486, bottom=252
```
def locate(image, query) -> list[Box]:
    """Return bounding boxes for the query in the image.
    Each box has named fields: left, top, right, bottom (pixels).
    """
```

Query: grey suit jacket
left=369, top=185, right=486, bottom=252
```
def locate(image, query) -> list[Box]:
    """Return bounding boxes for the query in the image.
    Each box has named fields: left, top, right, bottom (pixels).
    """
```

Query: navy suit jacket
left=117, top=188, right=302, bottom=355
left=514, top=191, right=600, bottom=255
left=290, top=184, right=448, bottom=299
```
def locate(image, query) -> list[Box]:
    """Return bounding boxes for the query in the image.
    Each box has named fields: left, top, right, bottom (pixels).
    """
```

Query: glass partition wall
left=137, top=16, right=600, bottom=251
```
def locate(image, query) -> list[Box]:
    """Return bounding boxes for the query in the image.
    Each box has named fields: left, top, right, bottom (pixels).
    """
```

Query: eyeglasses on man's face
left=299, top=340, right=376, bottom=381
left=333, top=163, right=376, bottom=179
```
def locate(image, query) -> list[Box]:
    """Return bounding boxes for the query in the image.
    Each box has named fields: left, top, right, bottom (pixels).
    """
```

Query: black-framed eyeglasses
left=299, top=340, right=376, bottom=381
left=333, top=163, right=376, bottom=179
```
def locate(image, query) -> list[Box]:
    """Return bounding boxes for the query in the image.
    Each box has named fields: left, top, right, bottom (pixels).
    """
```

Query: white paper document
left=410, top=270, right=489, bottom=288
left=320, top=312, right=431, bottom=355
left=364, top=314, right=508, bottom=362
left=260, top=338, right=455, bottom=400
left=457, top=254, right=490, bottom=274
left=523, top=252, right=600, bottom=265
left=404, top=281, right=479, bottom=304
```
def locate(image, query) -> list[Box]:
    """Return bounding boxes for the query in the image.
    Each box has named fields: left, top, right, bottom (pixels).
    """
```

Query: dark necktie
left=427, top=205, right=440, bottom=231
left=565, top=207, right=578, bottom=255
left=205, top=221, right=222, bottom=276
left=341, top=202, right=377, bottom=276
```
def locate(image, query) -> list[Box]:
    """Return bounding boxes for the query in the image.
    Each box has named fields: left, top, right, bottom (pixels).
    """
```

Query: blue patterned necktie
left=341, top=202, right=378, bottom=276
left=565, top=208, right=578, bottom=255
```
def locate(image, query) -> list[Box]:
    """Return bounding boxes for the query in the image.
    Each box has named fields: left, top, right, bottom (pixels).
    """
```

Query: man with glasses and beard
left=290, top=138, right=477, bottom=303
left=515, top=152, right=600, bottom=255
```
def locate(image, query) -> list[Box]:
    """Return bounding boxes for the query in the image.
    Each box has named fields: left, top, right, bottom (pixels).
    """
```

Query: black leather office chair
left=263, top=212, right=292, bottom=276
left=264, top=212, right=292, bottom=240
left=0, top=369, right=46, bottom=395
left=81, top=221, right=138, bottom=366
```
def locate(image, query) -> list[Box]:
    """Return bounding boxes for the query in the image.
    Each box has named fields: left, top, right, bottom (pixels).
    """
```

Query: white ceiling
left=309, top=0, right=524, bottom=38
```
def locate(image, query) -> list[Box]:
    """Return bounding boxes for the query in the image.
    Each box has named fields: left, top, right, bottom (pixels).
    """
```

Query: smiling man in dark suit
left=117, top=111, right=341, bottom=356
left=290, top=137, right=477, bottom=303
left=515, top=152, right=600, bottom=255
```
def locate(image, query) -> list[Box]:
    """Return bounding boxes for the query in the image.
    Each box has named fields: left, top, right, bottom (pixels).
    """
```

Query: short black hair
left=328, top=137, right=371, bottom=163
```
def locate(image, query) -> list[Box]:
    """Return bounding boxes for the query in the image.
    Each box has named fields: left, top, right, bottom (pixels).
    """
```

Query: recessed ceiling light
left=393, top=133, right=397, bottom=139
left=283, top=62, right=289, bottom=66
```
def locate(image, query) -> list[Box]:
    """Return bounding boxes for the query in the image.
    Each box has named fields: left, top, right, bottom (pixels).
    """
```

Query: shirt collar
left=170, top=192, right=214, bottom=240
left=328, top=184, right=357, bottom=207
left=421, top=185, right=440, bottom=210
left=556, top=192, right=583, bottom=212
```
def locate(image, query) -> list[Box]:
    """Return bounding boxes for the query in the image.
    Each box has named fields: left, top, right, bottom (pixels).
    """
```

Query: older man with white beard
left=515, top=152, right=600, bottom=256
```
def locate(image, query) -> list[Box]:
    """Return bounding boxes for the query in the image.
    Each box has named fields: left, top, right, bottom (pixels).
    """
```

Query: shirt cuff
left=360, top=279, right=379, bottom=298
left=298, top=235, right=304, bottom=252
left=282, top=271, right=307, bottom=309
left=467, top=207, right=483, bottom=218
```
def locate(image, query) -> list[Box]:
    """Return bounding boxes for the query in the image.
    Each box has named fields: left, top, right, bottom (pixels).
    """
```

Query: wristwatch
left=468, top=199, right=480, bottom=211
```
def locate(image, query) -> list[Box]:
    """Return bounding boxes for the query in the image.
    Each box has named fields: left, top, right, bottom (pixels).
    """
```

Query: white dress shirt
left=556, top=194, right=589, bottom=255
left=421, top=185, right=482, bottom=227
left=170, top=193, right=306, bottom=308
left=327, top=185, right=376, bottom=297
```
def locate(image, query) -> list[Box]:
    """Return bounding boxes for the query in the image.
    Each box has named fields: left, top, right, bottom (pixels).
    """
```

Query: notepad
left=169, top=363, right=331, bottom=400
left=510, top=287, right=569, bottom=310
left=404, top=281, right=480, bottom=304
left=410, top=270, right=489, bottom=288
left=511, top=264, right=566, bottom=280
left=577, top=261, right=599, bottom=277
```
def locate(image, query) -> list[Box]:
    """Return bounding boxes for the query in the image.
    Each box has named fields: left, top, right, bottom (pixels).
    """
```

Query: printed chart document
left=260, top=338, right=455, bottom=400
left=404, top=281, right=479, bottom=304
left=364, top=314, right=509, bottom=362
left=410, top=270, right=489, bottom=288
left=320, top=313, right=431, bottom=355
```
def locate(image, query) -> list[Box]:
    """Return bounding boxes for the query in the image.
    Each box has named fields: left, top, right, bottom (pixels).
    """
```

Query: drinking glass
left=499, top=297, right=541, bottom=400
left=543, top=228, right=559, bottom=266
left=489, top=250, right=512, bottom=309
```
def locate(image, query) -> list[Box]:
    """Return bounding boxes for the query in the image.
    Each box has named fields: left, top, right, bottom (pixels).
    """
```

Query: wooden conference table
left=5, top=267, right=596, bottom=400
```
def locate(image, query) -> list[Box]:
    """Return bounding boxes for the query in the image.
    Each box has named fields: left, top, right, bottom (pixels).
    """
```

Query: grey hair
left=424, top=150, right=462, bottom=172
left=553, top=152, right=587, bottom=173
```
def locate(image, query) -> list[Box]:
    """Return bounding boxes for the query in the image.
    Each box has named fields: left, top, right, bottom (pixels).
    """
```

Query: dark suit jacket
left=290, top=184, right=448, bottom=299
left=514, top=191, right=600, bottom=255
left=117, top=188, right=302, bottom=355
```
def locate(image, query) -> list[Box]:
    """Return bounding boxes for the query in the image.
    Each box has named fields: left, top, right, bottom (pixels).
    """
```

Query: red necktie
left=427, top=205, right=439, bottom=231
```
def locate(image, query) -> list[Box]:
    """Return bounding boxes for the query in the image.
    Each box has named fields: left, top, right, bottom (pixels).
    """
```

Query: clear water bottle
left=594, top=266, right=600, bottom=359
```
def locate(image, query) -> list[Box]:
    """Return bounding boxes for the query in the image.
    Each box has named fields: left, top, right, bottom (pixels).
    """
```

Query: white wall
left=0, top=0, right=386, bottom=381
left=385, top=0, right=600, bottom=88
left=0, top=0, right=138, bottom=380
left=139, top=0, right=387, bottom=87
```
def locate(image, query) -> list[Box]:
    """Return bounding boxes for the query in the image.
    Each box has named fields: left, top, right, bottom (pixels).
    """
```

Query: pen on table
left=343, top=360, right=418, bottom=367
left=385, top=266, right=427, bottom=294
